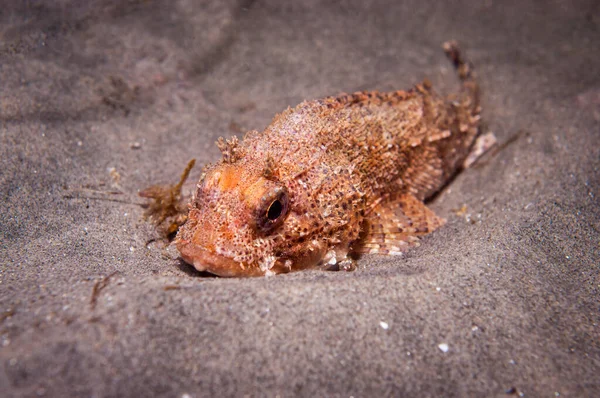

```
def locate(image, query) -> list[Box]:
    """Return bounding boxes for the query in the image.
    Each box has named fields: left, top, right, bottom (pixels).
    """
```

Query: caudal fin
left=443, top=41, right=479, bottom=115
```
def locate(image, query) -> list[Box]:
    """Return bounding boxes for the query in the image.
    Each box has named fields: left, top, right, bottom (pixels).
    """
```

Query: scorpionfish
left=175, top=41, right=481, bottom=276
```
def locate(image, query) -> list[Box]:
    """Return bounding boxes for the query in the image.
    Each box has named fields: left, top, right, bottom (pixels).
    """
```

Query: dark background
left=1, top=0, right=599, bottom=396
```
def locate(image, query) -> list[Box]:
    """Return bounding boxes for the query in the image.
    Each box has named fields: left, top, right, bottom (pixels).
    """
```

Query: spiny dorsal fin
left=353, top=192, right=445, bottom=255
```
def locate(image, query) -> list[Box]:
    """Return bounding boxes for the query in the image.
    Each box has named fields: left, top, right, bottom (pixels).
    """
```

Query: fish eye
left=267, top=199, right=283, bottom=221
left=255, top=187, right=289, bottom=233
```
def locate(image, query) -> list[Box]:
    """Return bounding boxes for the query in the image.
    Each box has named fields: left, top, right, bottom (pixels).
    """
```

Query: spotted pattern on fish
left=175, top=41, right=481, bottom=277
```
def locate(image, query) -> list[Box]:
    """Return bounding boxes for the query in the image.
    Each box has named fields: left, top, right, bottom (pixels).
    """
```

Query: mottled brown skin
left=175, top=41, right=481, bottom=277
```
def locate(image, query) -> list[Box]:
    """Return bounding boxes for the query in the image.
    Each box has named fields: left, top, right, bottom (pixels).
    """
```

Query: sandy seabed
left=1, top=1, right=599, bottom=396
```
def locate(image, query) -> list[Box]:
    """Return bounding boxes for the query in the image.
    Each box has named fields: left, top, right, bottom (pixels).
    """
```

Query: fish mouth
left=175, top=239, right=266, bottom=277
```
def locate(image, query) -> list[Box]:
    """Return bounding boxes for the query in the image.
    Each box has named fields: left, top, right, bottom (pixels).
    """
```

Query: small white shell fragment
left=463, top=131, right=497, bottom=167
left=438, top=343, right=449, bottom=353
left=379, top=321, right=389, bottom=330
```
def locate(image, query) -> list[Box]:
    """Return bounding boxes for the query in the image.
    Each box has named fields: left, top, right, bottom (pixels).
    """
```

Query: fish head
left=175, top=158, right=332, bottom=276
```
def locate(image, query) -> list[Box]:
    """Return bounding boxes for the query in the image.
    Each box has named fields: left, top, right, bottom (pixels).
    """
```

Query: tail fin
left=443, top=41, right=479, bottom=115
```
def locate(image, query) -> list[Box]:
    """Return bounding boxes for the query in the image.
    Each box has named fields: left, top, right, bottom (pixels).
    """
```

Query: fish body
left=175, top=42, right=481, bottom=277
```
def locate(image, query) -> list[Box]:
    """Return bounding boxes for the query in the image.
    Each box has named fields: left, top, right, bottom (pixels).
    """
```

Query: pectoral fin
left=354, top=192, right=445, bottom=255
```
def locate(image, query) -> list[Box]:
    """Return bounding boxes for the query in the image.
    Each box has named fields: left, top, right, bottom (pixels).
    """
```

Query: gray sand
left=1, top=1, right=599, bottom=396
